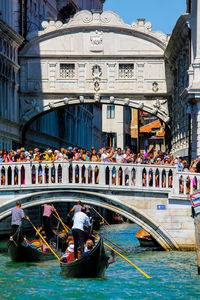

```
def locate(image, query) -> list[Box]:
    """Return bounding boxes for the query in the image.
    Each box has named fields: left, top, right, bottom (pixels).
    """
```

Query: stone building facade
left=165, top=0, right=200, bottom=160
left=0, top=1, right=24, bottom=150
left=0, top=0, right=105, bottom=151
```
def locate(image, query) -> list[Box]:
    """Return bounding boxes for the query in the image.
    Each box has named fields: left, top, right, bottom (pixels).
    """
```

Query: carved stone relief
left=90, top=31, right=103, bottom=52
left=92, top=65, right=102, bottom=92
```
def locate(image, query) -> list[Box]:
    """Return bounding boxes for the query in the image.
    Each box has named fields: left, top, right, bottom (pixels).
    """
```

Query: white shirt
left=72, top=211, right=91, bottom=231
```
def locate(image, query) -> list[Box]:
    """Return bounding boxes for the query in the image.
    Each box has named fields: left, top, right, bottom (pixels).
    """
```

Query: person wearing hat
left=60, top=240, right=75, bottom=262
left=45, top=149, right=54, bottom=161
left=66, top=147, right=74, bottom=161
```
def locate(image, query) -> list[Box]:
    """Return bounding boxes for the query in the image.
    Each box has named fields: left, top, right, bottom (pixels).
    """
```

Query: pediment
left=21, top=10, right=168, bottom=57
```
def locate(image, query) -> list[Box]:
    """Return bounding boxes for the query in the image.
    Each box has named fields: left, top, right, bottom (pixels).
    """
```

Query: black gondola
left=7, top=227, right=58, bottom=262
left=60, top=237, right=109, bottom=278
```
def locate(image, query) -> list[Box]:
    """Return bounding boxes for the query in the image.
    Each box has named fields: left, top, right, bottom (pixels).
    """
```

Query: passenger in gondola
left=35, top=231, right=50, bottom=252
left=81, top=239, right=94, bottom=257
left=60, top=240, right=74, bottom=262
left=11, top=201, right=29, bottom=235
left=72, top=206, right=91, bottom=259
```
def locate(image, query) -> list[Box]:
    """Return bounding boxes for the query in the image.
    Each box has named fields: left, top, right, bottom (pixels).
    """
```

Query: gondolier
left=72, top=206, right=91, bottom=259
left=41, top=203, right=55, bottom=239
left=11, top=201, right=29, bottom=235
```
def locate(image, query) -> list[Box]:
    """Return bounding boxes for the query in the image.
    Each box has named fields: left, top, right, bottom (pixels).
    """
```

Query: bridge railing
left=0, top=161, right=200, bottom=196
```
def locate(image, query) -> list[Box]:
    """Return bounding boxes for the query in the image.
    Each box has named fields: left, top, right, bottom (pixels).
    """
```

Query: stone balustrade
left=0, top=161, right=199, bottom=196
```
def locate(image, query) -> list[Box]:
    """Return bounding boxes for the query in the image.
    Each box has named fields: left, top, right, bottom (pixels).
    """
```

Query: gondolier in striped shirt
left=72, top=206, right=91, bottom=259
left=11, top=201, right=29, bottom=235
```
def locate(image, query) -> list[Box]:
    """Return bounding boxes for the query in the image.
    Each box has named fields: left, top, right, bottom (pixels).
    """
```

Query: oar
left=92, top=235, right=151, bottom=279
left=51, top=204, right=69, bottom=233
left=91, top=207, right=114, bottom=230
left=93, top=229, right=127, bottom=253
left=29, top=219, right=60, bottom=261
left=52, top=213, right=71, bottom=232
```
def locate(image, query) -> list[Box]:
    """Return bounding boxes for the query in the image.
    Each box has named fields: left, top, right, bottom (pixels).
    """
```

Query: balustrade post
left=11, top=166, right=15, bottom=185
left=136, top=165, right=142, bottom=188
left=166, top=170, right=169, bottom=188
left=98, top=164, right=104, bottom=185
left=5, top=166, right=8, bottom=186
left=35, top=165, right=39, bottom=184
left=72, top=164, right=76, bottom=184
left=183, top=176, right=187, bottom=195
left=172, top=167, right=179, bottom=195
left=42, top=165, right=45, bottom=184
left=109, top=166, right=112, bottom=186
left=55, top=164, right=58, bottom=184
left=152, top=170, right=156, bottom=188
left=146, top=168, right=149, bottom=188
left=159, top=168, right=162, bottom=189
left=62, top=162, right=68, bottom=183
left=116, top=166, right=119, bottom=186
left=25, top=163, right=31, bottom=185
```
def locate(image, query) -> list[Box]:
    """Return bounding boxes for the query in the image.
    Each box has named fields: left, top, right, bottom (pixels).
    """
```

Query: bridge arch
left=0, top=190, right=178, bottom=251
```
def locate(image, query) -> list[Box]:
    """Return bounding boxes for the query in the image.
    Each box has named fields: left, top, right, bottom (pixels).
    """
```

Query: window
left=119, top=64, right=134, bottom=79
left=60, top=64, right=75, bottom=78
left=107, top=105, right=115, bottom=119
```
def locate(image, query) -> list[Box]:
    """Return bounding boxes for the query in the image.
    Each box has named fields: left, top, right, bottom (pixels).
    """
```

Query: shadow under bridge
left=0, top=190, right=179, bottom=251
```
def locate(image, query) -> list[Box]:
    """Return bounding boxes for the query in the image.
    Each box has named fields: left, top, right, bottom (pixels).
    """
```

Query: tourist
left=11, top=200, right=29, bottom=235
left=72, top=206, right=91, bottom=259
left=60, top=240, right=74, bottom=262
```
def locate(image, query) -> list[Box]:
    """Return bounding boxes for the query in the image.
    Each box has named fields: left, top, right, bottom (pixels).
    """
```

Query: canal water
left=0, top=223, right=200, bottom=299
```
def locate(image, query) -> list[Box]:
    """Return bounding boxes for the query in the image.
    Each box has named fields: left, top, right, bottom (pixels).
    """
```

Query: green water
left=1, top=223, right=200, bottom=299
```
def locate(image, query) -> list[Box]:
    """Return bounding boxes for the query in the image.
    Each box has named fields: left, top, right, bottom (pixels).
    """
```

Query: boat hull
left=7, top=228, right=57, bottom=262
left=60, top=238, right=108, bottom=278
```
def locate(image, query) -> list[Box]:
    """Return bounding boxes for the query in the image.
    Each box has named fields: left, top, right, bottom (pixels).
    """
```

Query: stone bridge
left=0, top=161, right=197, bottom=251
left=19, top=10, right=171, bottom=139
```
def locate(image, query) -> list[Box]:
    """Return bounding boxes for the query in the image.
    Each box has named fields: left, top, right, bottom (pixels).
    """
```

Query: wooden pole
left=52, top=204, right=69, bottom=233
left=93, top=235, right=151, bottom=279
left=91, top=207, right=114, bottom=230
left=93, top=230, right=127, bottom=253
left=29, top=220, right=60, bottom=261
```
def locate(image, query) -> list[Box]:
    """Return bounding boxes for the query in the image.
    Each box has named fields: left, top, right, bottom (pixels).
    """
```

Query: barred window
left=60, top=64, right=75, bottom=78
left=119, top=64, right=134, bottom=79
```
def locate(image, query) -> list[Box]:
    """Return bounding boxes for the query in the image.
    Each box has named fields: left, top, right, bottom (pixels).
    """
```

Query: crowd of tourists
left=1, top=146, right=200, bottom=172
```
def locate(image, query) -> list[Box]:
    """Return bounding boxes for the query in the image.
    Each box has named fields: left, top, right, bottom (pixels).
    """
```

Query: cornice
left=0, top=18, right=24, bottom=46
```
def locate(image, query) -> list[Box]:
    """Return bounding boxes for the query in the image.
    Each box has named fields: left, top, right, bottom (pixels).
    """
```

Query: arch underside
left=0, top=190, right=178, bottom=251
left=21, top=95, right=170, bottom=138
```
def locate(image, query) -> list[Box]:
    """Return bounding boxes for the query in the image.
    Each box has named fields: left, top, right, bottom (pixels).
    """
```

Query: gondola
left=7, top=227, right=59, bottom=262
left=60, top=237, right=109, bottom=278
left=136, top=229, right=159, bottom=247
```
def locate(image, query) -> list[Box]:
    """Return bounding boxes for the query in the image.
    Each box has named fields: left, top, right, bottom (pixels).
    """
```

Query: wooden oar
left=51, top=204, right=69, bottom=233
left=29, top=219, right=60, bottom=261
left=93, top=229, right=127, bottom=253
left=91, top=207, right=114, bottom=230
left=92, top=234, right=151, bottom=279
left=52, top=213, right=71, bottom=232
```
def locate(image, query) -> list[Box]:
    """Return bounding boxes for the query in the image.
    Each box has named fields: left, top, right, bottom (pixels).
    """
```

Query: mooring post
left=194, top=214, right=200, bottom=275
